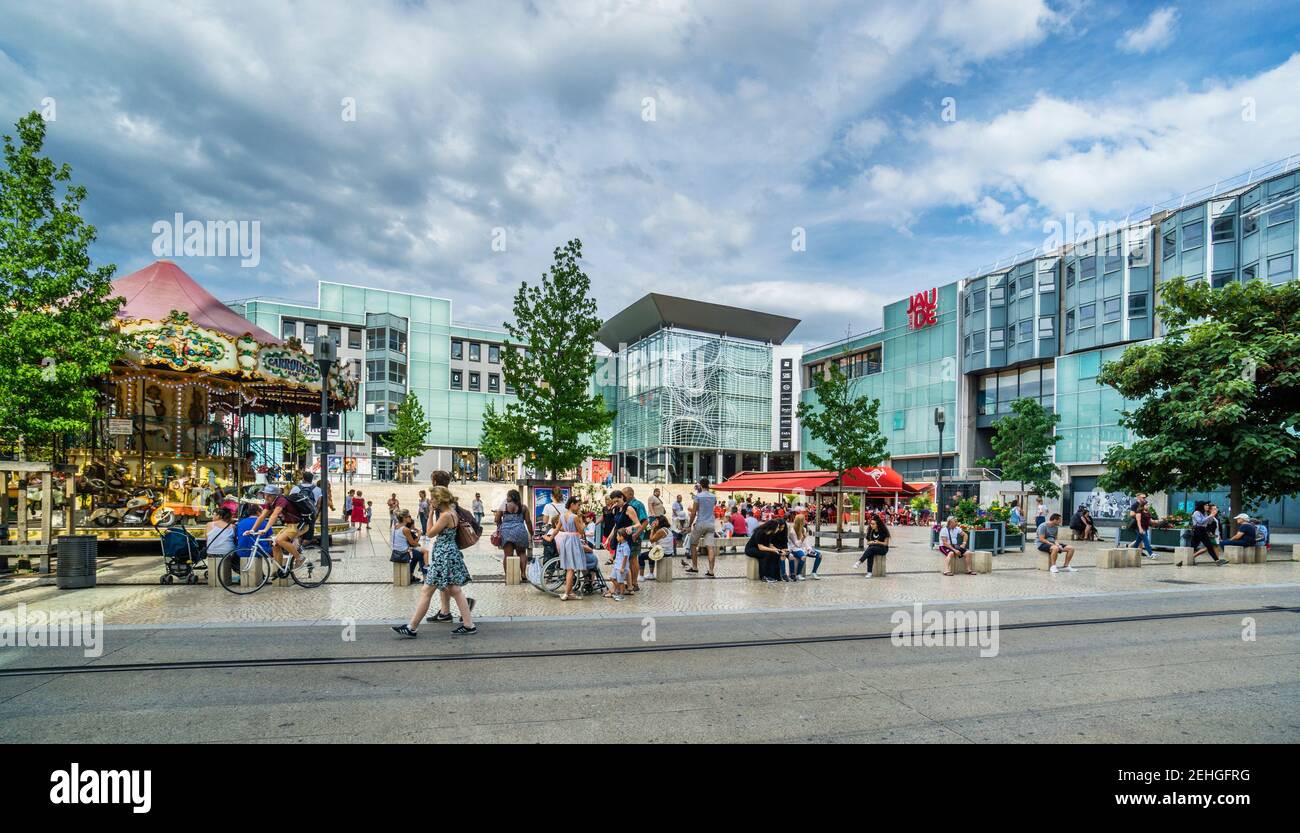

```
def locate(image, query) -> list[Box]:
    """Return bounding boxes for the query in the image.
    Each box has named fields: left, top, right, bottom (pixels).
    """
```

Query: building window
left=963, top=335, right=971, bottom=355
left=1268, top=203, right=1296, bottom=226
left=1065, top=311, right=1075, bottom=334
left=1211, top=271, right=1235, bottom=289
left=451, top=340, right=463, bottom=360
left=348, top=328, right=361, bottom=349
left=1129, top=238, right=1148, bottom=267
left=388, top=330, right=407, bottom=354
left=388, top=362, right=406, bottom=385
left=1268, top=254, right=1294, bottom=284
left=367, top=360, right=385, bottom=382
left=469, top=342, right=481, bottom=362
left=303, top=323, right=318, bottom=344
left=1007, top=326, right=1015, bottom=347
left=1242, top=214, right=1259, bottom=236
left=488, top=373, right=500, bottom=392
left=1037, top=316, right=1054, bottom=338
left=367, top=328, right=385, bottom=350
left=1129, top=292, right=1148, bottom=318
left=1018, top=320, right=1032, bottom=340
left=1037, top=269, right=1055, bottom=293
left=1007, top=278, right=1016, bottom=297
left=281, top=319, right=296, bottom=340
left=964, top=295, right=971, bottom=316
left=1103, top=297, right=1121, bottom=321
left=1019, top=276, right=1033, bottom=298
left=1078, top=304, right=1095, bottom=328
left=1162, top=228, right=1177, bottom=257
left=505, top=379, right=516, bottom=395
left=1212, top=215, right=1234, bottom=243
left=488, top=344, right=500, bottom=364
left=989, top=285, right=1005, bottom=304
left=328, top=326, right=341, bottom=347
left=972, top=330, right=985, bottom=351
left=468, top=372, right=480, bottom=391
left=1064, top=264, right=1075, bottom=288
left=973, top=289, right=986, bottom=312
left=1243, top=263, right=1258, bottom=282
left=989, top=328, right=1005, bottom=349
left=450, top=370, right=462, bottom=390
left=1080, top=257, right=1096, bottom=281
left=1182, top=221, right=1203, bottom=250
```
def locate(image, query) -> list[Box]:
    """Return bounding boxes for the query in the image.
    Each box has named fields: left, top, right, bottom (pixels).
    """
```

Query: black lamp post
left=934, top=406, right=946, bottom=519
left=314, top=339, right=336, bottom=567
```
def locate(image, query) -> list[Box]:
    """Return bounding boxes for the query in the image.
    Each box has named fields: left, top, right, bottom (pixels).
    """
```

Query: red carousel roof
left=715, top=466, right=923, bottom=496
left=113, top=260, right=282, bottom=344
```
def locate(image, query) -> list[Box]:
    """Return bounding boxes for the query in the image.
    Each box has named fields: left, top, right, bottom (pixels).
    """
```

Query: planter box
left=970, top=529, right=998, bottom=552
left=987, top=521, right=1006, bottom=553
left=1004, top=533, right=1025, bottom=551
left=1116, top=527, right=1189, bottom=551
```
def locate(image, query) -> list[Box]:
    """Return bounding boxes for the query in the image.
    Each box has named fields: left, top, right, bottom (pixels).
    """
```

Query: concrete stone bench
left=654, top=556, right=673, bottom=582
left=940, top=550, right=991, bottom=573
left=718, top=535, right=750, bottom=553
left=1224, top=544, right=1265, bottom=564
left=1097, top=547, right=1141, bottom=568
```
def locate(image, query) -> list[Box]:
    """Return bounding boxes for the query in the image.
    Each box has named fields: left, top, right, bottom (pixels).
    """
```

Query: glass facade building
left=237, top=283, right=515, bottom=480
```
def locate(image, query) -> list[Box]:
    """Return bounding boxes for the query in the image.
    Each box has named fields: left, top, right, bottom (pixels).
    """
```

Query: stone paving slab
left=1, top=519, right=1297, bottom=626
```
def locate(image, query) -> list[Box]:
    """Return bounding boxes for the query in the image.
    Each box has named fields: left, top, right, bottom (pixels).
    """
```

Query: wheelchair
left=529, top=540, right=608, bottom=598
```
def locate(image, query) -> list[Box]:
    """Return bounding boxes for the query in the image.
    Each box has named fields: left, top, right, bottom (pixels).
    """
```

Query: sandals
left=558, top=593, right=577, bottom=601
left=966, top=570, right=977, bottom=575
left=942, top=571, right=954, bottom=576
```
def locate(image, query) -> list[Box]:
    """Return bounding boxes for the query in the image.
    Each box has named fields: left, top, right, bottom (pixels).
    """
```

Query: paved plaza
left=2, top=519, right=1296, bottom=627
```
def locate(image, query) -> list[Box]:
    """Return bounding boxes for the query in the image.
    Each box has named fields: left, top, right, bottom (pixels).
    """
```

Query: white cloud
left=1119, top=6, right=1178, bottom=54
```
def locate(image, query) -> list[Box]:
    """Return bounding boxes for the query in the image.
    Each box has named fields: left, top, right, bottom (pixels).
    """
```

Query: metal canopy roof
left=597, top=293, right=801, bottom=351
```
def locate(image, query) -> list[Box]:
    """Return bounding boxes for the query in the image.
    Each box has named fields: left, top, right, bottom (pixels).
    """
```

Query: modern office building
left=596, top=293, right=803, bottom=483
left=235, top=283, right=517, bottom=480
left=801, top=154, right=1300, bottom=527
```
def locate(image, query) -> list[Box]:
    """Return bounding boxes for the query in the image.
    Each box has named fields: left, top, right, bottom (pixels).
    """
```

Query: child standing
left=606, top=527, right=631, bottom=601
left=364, top=500, right=373, bottom=531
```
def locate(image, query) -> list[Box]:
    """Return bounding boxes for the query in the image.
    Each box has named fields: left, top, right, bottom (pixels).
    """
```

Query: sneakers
left=1049, top=565, right=1059, bottom=573
left=426, top=612, right=453, bottom=623
left=1063, top=566, right=1077, bottom=572
left=864, top=572, right=872, bottom=578
left=795, top=575, right=806, bottom=582
left=450, top=625, right=477, bottom=635
left=809, top=573, right=821, bottom=580
left=392, top=625, right=418, bottom=638
left=762, top=577, right=777, bottom=584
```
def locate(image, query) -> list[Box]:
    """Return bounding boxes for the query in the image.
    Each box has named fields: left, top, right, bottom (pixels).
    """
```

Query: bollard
left=1125, top=548, right=1142, bottom=568
left=207, top=555, right=229, bottom=589
left=870, top=553, right=887, bottom=577
left=656, top=556, right=673, bottom=583
left=504, top=555, right=521, bottom=585
left=1172, top=546, right=1194, bottom=565
left=1224, top=545, right=1252, bottom=564
left=1253, top=546, right=1268, bottom=564
left=393, top=561, right=411, bottom=586
left=240, top=556, right=264, bottom=589
left=969, top=550, right=993, bottom=574
left=1035, top=549, right=1052, bottom=571
left=746, top=557, right=760, bottom=581
left=1096, top=549, right=1122, bottom=568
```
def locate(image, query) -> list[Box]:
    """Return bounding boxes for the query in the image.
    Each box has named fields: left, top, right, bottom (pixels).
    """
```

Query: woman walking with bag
left=394, top=487, right=476, bottom=637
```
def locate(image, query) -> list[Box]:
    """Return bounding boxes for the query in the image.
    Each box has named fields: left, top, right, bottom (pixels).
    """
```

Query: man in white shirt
left=937, top=516, right=973, bottom=576
left=648, top=488, right=666, bottom=519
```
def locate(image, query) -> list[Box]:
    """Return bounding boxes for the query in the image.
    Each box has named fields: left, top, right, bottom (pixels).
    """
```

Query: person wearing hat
left=247, top=483, right=305, bottom=570
left=1223, top=513, right=1259, bottom=549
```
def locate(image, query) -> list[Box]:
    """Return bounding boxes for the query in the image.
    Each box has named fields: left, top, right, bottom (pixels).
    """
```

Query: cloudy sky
left=3, top=1, right=1300, bottom=347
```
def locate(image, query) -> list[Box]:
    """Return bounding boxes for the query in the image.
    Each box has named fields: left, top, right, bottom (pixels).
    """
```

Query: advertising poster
left=531, top=485, right=571, bottom=539
left=589, top=458, right=612, bottom=484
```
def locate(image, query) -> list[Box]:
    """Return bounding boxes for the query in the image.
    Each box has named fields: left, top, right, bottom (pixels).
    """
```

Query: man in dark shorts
left=1037, top=513, right=1076, bottom=573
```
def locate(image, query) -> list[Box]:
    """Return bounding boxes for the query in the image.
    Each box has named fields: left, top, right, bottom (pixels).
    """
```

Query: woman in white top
left=204, top=506, right=238, bottom=560
left=787, top=514, right=822, bottom=580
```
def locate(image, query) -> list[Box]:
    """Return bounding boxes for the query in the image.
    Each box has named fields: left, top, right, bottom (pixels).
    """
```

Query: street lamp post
left=314, top=339, right=335, bottom=567
left=934, top=406, right=946, bottom=520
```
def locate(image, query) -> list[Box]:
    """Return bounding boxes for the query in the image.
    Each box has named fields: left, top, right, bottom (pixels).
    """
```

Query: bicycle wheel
left=290, top=547, right=332, bottom=588
left=217, top=552, right=270, bottom=595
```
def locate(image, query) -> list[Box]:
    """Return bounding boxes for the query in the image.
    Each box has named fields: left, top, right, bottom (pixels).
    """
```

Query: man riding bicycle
left=248, top=484, right=307, bottom=569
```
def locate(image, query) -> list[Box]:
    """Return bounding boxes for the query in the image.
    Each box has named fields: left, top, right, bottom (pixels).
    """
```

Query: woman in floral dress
left=394, top=487, right=476, bottom=637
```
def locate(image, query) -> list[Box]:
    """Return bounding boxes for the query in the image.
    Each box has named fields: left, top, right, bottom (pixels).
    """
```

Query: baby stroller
left=157, top=522, right=209, bottom=585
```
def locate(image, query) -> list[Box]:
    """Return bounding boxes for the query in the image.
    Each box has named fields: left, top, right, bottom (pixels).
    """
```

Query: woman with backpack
left=394, top=487, right=476, bottom=637
left=494, top=488, right=534, bottom=578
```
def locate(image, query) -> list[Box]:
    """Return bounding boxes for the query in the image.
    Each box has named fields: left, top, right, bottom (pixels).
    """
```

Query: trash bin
left=56, top=535, right=98, bottom=589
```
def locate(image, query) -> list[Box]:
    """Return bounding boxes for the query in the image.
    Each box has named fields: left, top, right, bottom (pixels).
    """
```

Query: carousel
left=63, top=260, right=356, bottom=539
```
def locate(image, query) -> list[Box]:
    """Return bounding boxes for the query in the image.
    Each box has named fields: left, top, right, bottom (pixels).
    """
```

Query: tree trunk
left=1229, top=474, right=1244, bottom=536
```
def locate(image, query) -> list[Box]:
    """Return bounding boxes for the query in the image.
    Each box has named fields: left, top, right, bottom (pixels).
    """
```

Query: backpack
left=454, top=504, right=481, bottom=549
left=286, top=490, right=316, bottom=526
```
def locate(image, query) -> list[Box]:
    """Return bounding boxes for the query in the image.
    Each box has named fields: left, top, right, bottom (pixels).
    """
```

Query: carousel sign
left=121, top=313, right=236, bottom=373
left=257, top=348, right=322, bottom=386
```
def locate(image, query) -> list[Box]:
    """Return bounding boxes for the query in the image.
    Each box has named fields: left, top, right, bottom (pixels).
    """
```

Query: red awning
left=713, top=470, right=837, bottom=494
left=715, top=466, right=925, bottom=496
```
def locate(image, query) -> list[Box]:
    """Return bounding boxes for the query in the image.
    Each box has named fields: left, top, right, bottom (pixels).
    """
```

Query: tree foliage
left=978, top=396, right=1061, bottom=500
left=796, top=363, right=888, bottom=530
left=276, top=416, right=311, bottom=471
left=1097, top=277, right=1300, bottom=520
left=385, top=390, right=430, bottom=462
left=480, top=239, right=613, bottom=480
left=0, top=112, right=122, bottom=454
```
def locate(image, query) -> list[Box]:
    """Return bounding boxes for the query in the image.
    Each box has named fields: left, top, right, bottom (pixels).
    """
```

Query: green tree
left=480, top=239, right=613, bottom=480
left=385, top=391, right=430, bottom=469
left=0, top=112, right=122, bottom=458
left=796, top=362, right=888, bottom=535
left=276, top=416, right=311, bottom=474
left=977, top=396, right=1062, bottom=514
left=1098, top=277, right=1300, bottom=527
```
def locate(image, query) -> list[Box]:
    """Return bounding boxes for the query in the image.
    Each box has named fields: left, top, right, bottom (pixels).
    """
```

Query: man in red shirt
left=730, top=508, right=747, bottom=536
left=248, top=484, right=304, bottom=569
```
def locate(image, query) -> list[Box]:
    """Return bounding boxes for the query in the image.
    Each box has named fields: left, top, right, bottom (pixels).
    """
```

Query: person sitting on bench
left=1037, top=513, right=1076, bottom=573
left=937, top=516, right=973, bottom=576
